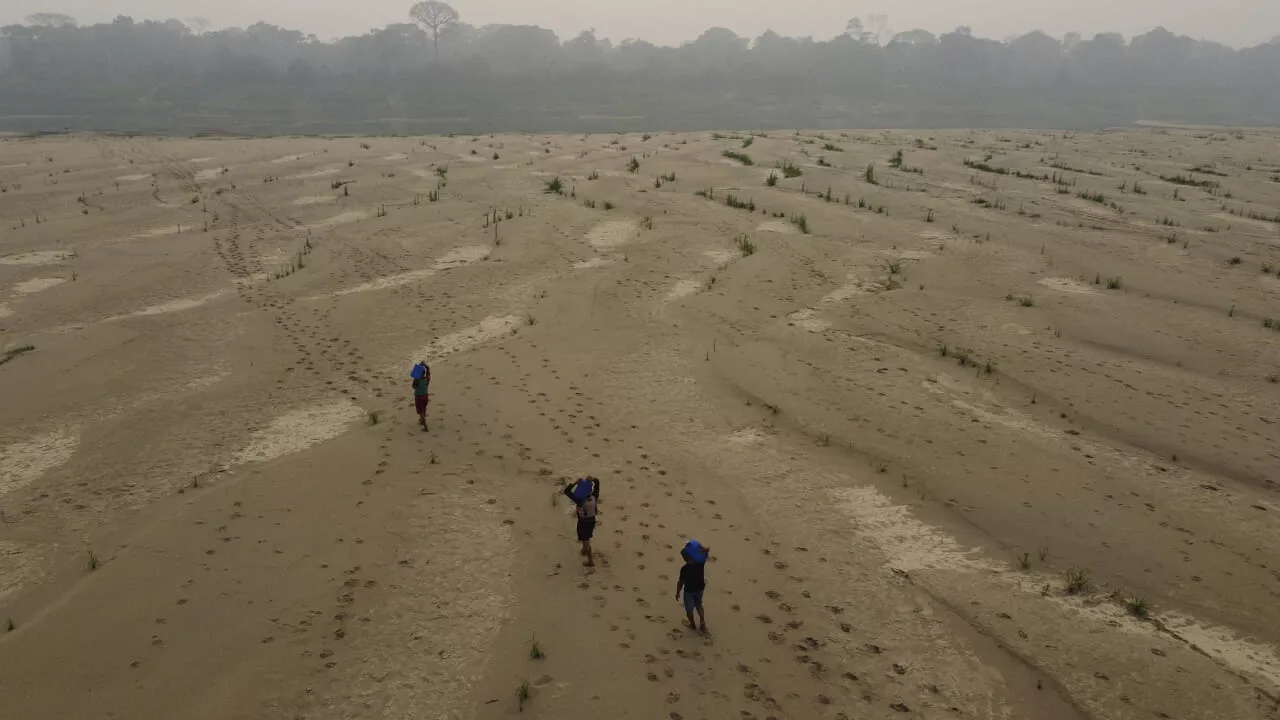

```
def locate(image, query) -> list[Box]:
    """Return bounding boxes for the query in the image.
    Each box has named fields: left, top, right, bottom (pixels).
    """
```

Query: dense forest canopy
left=2, top=6, right=1279, bottom=135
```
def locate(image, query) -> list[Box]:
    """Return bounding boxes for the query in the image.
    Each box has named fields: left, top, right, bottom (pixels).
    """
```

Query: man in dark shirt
left=675, top=539, right=710, bottom=634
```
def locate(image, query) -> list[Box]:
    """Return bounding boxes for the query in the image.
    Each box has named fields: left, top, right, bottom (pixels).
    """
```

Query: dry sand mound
left=664, top=279, right=702, bottom=301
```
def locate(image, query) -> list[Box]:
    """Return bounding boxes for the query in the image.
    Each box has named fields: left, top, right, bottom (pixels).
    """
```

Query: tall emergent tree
left=409, top=1, right=459, bottom=60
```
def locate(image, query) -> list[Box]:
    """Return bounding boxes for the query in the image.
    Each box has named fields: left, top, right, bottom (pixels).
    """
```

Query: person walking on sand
left=411, top=360, right=431, bottom=431
left=675, top=539, right=710, bottom=634
left=563, top=476, right=600, bottom=567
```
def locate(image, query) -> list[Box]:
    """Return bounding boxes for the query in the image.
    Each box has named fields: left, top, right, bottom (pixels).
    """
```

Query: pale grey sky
left=4, top=0, right=1278, bottom=48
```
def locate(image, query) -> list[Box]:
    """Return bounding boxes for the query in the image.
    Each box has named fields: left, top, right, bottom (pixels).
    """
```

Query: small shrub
left=1064, top=568, right=1091, bottom=595
left=1125, top=595, right=1150, bottom=619
left=602, top=201, right=615, bottom=211
left=367, top=410, right=380, bottom=426
left=1106, top=277, right=1123, bottom=290
left=1229, top=256, right=1242, bottom=265
left=544, top=177, right=564, bottom=195
left=1017, top=552, right=1031, bottom=570
left=741, top=137, right=754, bottom=149
left=735, top=234, right=756, bottom=257
left=864, top=163, right=877, bottom=185
left=790, top=214, right=809, bottom=234
left=627, top=157, right=640, bottom=174
left=887, top=261, right=903, bottom=275
left=517, top=680, right=531, bottom=711
left=87, top=549, right=100, bottom=571
left=823, top=143, right=844, bottom=153
left=722, top=150, right=754, bottom=166
left=765, top=172, right=778, bottom=187
left=1019, top=295, right=1035, bottom=307
left=530, top=636, right=545, bottom=659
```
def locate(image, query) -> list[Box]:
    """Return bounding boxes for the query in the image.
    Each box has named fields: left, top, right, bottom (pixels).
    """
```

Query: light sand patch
left=1, top=163, right=29, bottom=169
left=194, top=168, right=223, bottom=181
left=0, top=428, right=78, bottom=497
left=292, top=195, right=336, bottom=206
left=331, top=269, right=437, bottom=297
left=1039, top=277, right=1099, bottom=295
left=788, top=308, right=831, bottom=332
left=134, top=225, right=186, bottom=239
left=0, top=304, right=11, bottom=318
left=233, top=400, right=364, bottom=465
left=409, top=168, right=438, bottom=178
left=586, top=220, right=638, bottom=249
left=184, top=370, right=231, bottom=391
left=756, top=221, right=796, bottom=234
left=290, top=166, right=341, bottom=179
left=12, top=277, right=66, bottom=295
left=307, top=211, right=367, bottom=229
left=189, top=157, right=215, bottom=163
left=413, top=314, right=522, bottom=362
left=115, top=173, right=151, bottom=182
left=573, top=257, right=616, bottom=269
left=106, top=290, right=231, bottom=321
left=704, top=250, right=736, bottom=263
left=320, top=246, right=488, bottom=298
left=0, top=250, right=74, bottom=266
left=665, top=279, right=702, bottom=301
left=432, top=245, right=490, bottom=269
left=492, top=164, right=518, bottom=170
left=270, top=153, right=313, bottom=164
left=726, top=426, right=772, bottom=445
left=384, top=153, right=409, bottom=161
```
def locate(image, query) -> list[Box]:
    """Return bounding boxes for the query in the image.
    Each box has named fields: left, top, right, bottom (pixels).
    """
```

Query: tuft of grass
left=544, top=177, right=564, bottom=195
left=1105, top=277, right=1123, bottom=290
left=530, top=636, right=545, bottom=660
left=925, top=209, right=934, bottom=223
left=1019, top=295, right=1035, bottom=307
left=627, top=157, right=640, bottom=174
left=984, top=359, right=995, bottom=375
left=429, top=451, right=438, bottom=465
left=602, top=201, right=615, bottom=211
left=4, top=617, right=12, bottom=632
left=864, top=163, right=878, bottom=185
left=1125, top=595, right=1150, bottom=619
left=367, top=410, right=380, bottom=426
left=1064, top=568, right=1091, bottom=595
left=741, top=137, right=754, bottom=149
left=87, top=548, right=100, bottom=571
left=765, top=172, right=778, bottom=187
left=722, top=150, right=754, bottom=166
left=734, top=234, right=756, bottom=257
left=938, top=344, right=949, bottom=358
left=517, top=679, right=531, bottom=711
left=887, top=261, right=903, bottom=275
left=1017, top=552, right=1031, bottom=570
left=526, top=314, right=537, bottom=326
left=789, top=214, right=809, bottom=234
left=1229, top=256, right=1242, bottom=265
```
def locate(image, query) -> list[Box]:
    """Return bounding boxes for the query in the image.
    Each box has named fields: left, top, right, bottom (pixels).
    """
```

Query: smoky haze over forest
left=2, top=3, right=1280, bottom=134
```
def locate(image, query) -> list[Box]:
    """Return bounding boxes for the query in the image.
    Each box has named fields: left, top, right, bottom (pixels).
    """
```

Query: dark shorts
left=576, top=518, right=596, bottom=542
left=683, top=590, right=704, bottom=614
left=414, top=395, right=429, bottom=414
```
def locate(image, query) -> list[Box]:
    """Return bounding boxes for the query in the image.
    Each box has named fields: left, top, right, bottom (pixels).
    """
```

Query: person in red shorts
left=411, top=360, right=430, bottom=432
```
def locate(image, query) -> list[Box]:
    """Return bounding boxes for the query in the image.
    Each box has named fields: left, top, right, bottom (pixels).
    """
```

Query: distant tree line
left=1, top=8, right=1279, bottom=134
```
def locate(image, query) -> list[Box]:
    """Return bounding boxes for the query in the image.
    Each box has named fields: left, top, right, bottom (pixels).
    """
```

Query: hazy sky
left=5, top=0, right=1279, bottom=48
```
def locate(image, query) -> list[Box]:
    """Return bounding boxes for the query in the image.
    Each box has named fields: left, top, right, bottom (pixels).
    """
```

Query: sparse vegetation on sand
left=1064, top=568, right=1092, bottom=595
left=722, top=150, right=754, bottom=166
left=789, top=214, right=810, bottom=234
left=544, top=177, right=564, bottom=195
left=778, top=160, right=803, bottom=178
left=734, top=234, right=756, bottom=257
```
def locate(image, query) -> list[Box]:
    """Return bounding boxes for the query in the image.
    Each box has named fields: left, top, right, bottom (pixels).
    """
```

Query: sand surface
left=1, top=129, right=1279, bottom=720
